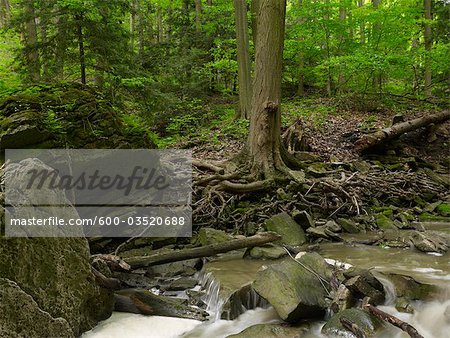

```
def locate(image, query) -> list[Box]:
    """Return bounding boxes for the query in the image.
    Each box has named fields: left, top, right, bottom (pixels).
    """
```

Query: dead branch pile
left=193, top=163, right=448, bottom=230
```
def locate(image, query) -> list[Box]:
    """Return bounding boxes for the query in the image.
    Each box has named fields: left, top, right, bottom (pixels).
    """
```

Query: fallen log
left=92, top=267, right=121, bottom=290
left=115, top=289, right=208, bottom=321
left=124, top=232, right=281, bottom=269
left=364, top=304, right=424, bottom=338
left=354, top=110, right=450, bottom=153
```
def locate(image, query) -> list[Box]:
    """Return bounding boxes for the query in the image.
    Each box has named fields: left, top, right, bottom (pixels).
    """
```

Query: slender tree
left=424, top=0, right=433, bottom=97
left=234, top=0, right=252, bottom=119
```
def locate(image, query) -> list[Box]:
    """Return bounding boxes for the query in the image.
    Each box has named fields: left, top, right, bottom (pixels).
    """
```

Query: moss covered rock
left=322, top=308, right=382, bottom=337
left=265, top=212, right=306, bottom=246
left=0, top=83, right=155, bottom=150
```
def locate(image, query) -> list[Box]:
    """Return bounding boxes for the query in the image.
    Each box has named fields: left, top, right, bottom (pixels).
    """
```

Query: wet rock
left=113, top=272, right=158, bottom=289
left=197, top=227, right=233, bottom=246
left=330, top=284, right=354, bottom=313
left=221, top=283, right=268, bottom=320
left=324, top=220, right=341, bottom=232
left=292, top=210, right=314, bottom=230
left=411, top=231, right=448, bottom=253
left=227, top=322, right=309, bottom=338
left=253, top=253, right=331, bottom=322
left=336, top=218, right=361, bottom=233
left=0, top=278, right=74, bottom=338
left=344, top=275, right=385, bottom=305
left=322, top=308, right=382, bottom=337
left=247, top=244, right=287, bottom=260
left=146, top=259, right=203, bottom=277
left=395, top=297, right=414, bottom=313
left=0, top=159, right=113, bottom=336
left=265, top=212, right=306, bottom=246
left=306, top=226, right=330, bottom=240
left=343, top=268, right=384, bottom=292
left=387, top=273, right=438, bottom=301
left=166, top=277, right=198, bottom=291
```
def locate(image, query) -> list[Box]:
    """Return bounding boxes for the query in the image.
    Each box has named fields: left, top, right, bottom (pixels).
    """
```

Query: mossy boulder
left=253, top=252, right=331, bottom=322
left=197, top=227, right=234, bottom=246
left=265, top=212, right=306, bottom=246
left=0, top=278, right=74, bottom=338
left=0, top=159, right=114, bottom=336
left=246, top=244, right=287, bottom=260
left=0, top=83, right=155, bottom=150
left=322, top=308, right=382, bottom=337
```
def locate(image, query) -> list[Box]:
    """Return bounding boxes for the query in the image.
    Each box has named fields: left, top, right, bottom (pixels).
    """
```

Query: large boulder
left=0, top=159, right=114, bottom=336
left=0, top=278, right=74, bottom=338
left=227, top=323, right=309, bottom=338
left=252, top=252, right=331, bottom=323
left=265, top=212, right=306, bottom=246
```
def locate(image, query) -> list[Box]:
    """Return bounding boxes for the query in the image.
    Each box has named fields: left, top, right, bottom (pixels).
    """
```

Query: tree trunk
left=234, top=0, right=252, bottom=119
left=130, top=0, right=137, bottom=50
left=0, top=0, right=10, bottom=28
left=247, top=0, right=287, bottom=178
left=24, top=1, right=40, bottom=82
left=338, top=0, right=347, bottom=92
left=358, top=0, right=365, bottom=44
left=75, top=13, right=86, bottom=85
left=54, top=13, right=67, bottom=80
left=371, top=0, right=382, bottom=92
left=194, top=0, right=202, bottom=32
left=423, top=0, right=432, bottom=98
left=297, top=0, right=305, bottom=97
left=250, top=0, right=260, bottom=48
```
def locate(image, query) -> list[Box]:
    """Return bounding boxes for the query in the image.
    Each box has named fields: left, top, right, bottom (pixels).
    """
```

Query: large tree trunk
left=371, top=0, right=382, bottom=92
left=423, top=0, right=432, bottom=98
left=234, top=0, right=252, bottom=119
left=194, top=0, right=202, bottom=32
left=358, top=0, right=365, bottom=44
left=297, top=0, right=305, bottom=97
left=247, top=0, right=287, bottom=178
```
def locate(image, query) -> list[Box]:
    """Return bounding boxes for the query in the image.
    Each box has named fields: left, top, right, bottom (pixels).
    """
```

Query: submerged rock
left=265, top=212, right=306, bottom=246
left=322, top=308, right=382, bottom=337
left=252, top=252, right=331, bottom=323
left=246, top=244, right=287, bottom=260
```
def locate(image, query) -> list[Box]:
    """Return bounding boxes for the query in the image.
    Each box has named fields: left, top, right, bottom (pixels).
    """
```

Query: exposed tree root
left=217, top=179, right=274, bottom=193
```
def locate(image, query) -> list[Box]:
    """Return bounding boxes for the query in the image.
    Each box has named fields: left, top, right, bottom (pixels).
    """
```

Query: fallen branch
left=354, top=110, right=450, bottom=153
left=115, top=289, right=208, bottom=321
left=124, top=232, right=281, bottom=268
left=92, top=267, right=121, bottom=290
left=364, top=304, right=424, bottom=338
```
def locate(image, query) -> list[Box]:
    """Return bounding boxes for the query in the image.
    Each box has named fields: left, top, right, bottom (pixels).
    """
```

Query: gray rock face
left=0, top=159, right=113, bottom=336
left=411, top=231, right=448, bottom=253
left=265, top=212, right=306, bottom=246
left=252, top=252, right=331, bottom=323
left=0, top=278, right=74, bottom=338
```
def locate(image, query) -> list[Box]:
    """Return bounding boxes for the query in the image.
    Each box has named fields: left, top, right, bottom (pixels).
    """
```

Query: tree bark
left=24, top=1, right=40, bottom=82
left=234, top=0, right=252, bottom=119
left=247, top=0, right=287, bottom=178
left=297, top=0, right=305, bottom=97
left=371, top=0, right=382, bottom=92
left=0, top=0, right=10, bottom=28
left=123, top=232, right=280, bottom=268
left=250, top=0, right=260, bottom=48
left=354, top=110, right=450, bottom=152
left=358, top=0, right=365, bottom=44
left=75, top=12, right=86, bottom=85
left=424, top=0, right=432, bottom=98
left=194, top=0, right=202, bottom=32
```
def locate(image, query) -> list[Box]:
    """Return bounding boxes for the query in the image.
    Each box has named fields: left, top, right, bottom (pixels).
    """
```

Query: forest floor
left=165, top=96, right=450, bottom=240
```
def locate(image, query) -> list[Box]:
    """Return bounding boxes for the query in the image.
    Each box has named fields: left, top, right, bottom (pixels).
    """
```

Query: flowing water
left=83, top=226, right=450, bottom=338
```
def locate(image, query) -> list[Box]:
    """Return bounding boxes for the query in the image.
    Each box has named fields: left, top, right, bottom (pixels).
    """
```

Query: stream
left=83, top=228, right=450, bottom=338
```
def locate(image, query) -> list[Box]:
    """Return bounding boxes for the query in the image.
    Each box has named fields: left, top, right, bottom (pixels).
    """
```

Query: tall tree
left=234, top=0, right=252, bottom=119
left=424, top=0, right=433, bottom=97
left=23, top=0, right=40, bottom=82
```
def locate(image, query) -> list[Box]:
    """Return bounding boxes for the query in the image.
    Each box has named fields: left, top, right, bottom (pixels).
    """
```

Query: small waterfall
left=372, top=271, right=397, bottom=306
left=198, top=271, right=225, bottom=321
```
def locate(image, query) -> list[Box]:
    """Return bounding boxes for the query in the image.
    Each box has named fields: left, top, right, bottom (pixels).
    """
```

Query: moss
left=436, top=203, right=450, bottom=217
left=375, top=214, right=396, bottom=230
